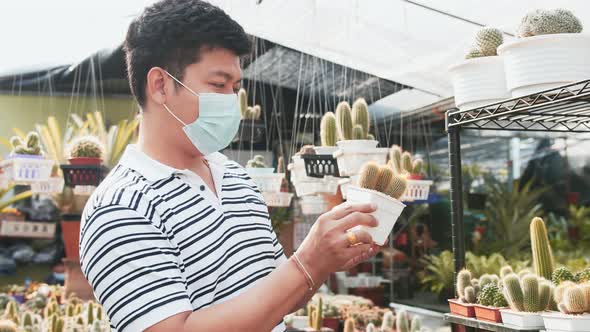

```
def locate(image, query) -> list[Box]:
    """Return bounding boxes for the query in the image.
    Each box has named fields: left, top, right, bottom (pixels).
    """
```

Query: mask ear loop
left=163, top=104, right=188, bottom=126
left=164, top=70, right=201, bottom=96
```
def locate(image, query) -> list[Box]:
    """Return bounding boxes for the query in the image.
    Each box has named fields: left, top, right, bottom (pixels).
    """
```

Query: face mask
left=163, top=71, right=241, bottom=156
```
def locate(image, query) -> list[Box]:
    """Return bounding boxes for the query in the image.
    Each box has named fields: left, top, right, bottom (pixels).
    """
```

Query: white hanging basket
left=249, top=173, right=284, bottom=193
left=0, top=156, right=54, bottom=184
left=73, top=185, right=96, bottom=196
left=346, top=186, right=406, bottom=246
left=246, top=167, right=275, bottom=176
left=293, top=176, right=339, bottom=197
left=30, top=177, right=65, bottom=194
left=262, top=192, right=294, bottom=207
left=498, top=33, right=590, bottom=97
left=300, top=195, right=328, bottom=215
left=449, top=56, right=510, bottom=111
left=400, top=179, right=433, bottom=202
left=333, top=148, right=388, bottom=177
left=288, top=155, right=313, bottom=184
left=0, top=174, right=9, bottom=189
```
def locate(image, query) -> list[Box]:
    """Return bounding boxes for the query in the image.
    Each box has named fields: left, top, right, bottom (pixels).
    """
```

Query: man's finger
left=344, top=229, right=373, bottom=247
left=335, top=211, right=378, bottom=232
left=322, top=202, right=376, bottom=221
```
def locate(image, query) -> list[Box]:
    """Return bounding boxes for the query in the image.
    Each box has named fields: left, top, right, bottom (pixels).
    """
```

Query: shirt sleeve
left=79, top=205, right=192, bottom=332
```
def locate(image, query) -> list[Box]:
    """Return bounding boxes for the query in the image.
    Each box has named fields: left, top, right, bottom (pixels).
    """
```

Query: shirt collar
left=119, top=144, right=228, bottom=182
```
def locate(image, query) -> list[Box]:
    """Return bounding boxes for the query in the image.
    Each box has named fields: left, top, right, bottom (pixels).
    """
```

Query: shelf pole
left=447, top=125, right=466, bottom=279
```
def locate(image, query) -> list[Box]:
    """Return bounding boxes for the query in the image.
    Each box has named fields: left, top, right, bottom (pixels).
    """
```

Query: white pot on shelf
left=246, top=167, right=275, bottom=176
left=498, top=33, right=590, bottom=97
left=346, top=186, right=406, bottom=246
left=500, top=309, right=545, bottom=329
left=542, top=312, right=590, bottom=332
left=336, top=140, right=379, bottom=153
left=449, top=56, right=510, bottom=111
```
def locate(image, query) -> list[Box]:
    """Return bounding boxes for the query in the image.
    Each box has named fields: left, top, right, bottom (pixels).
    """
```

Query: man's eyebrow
left=208, top=70, right=242, bottom=83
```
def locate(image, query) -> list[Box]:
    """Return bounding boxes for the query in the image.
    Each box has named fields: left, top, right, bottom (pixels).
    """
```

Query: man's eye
left=210, top=83, right=225, bottom=88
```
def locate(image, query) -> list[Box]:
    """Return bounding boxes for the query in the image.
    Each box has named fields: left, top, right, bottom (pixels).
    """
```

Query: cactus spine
left=359, top=162, right=380, bottom=190
left=530, top=217, right=554, bottom=281
left=522, top=274, right=540, bottom=312
left=503, top=273, right=525, bottom=311
left=336, top=102, right=353, bottom=140
left=352, top=98, right=370, bottom=138
left=320, top=112, right=338, bottom=147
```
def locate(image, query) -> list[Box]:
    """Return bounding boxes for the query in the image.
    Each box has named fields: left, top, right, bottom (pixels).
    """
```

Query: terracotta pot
left=61, top=215, right=81, bottom=260
left=68, top=157, right=102, bottom=166
left=407, top=174, right=424, bottom=180
left=63, top=258, right=95, bottom=301
left=448, top=299, right=475, bottom=318
left=474, top=304, right=504, bottom=323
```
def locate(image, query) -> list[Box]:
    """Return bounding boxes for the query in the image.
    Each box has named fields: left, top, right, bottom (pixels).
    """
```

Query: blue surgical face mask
left=163, top=71, right=241, bottom=156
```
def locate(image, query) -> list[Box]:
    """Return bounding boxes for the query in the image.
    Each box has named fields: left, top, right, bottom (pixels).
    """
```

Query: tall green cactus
left=522, top=274, right=540, bottom=312
left=396, top=310, right=410, bottom=332
left=381, top=311, right=395, bottom=331
left=352, top=98, right=370, bottom=138
left=320, top=112, right=337, bottom=147
left=389, top=145, right=403, bottom=174
left=457, top=269, right=472, bottom=302
left=238, top=88, right=248, bottom=119
left=503, top=273, right=525, bottom=311
left=336, top=101, right=353, bottom=140
left=530, top=217, right=554, bottom=280
left=352, top=125, right=365, bottom=140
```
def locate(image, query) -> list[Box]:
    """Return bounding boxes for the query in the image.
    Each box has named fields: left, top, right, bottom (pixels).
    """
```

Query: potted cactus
left=449, top=26, right=510, bottom=111
left=335, top=99, right=376, bottom=152
left=235, top=88, right=264, bottom=144
left=499, top=272, right=552, bottom=328
left=305, top=297, right=334, bottom=332
left=67, top=136, right=104, bottom=166
left=246, top=155, right=286, bottom=193
left=1, top=132, right=54, bottom=183
left=473, top=275, right=508, bottom=323
left=315, top=112, right=338, bottom=155
left=498, top=8, right=589, bottom=97
left=388, top=146, right=432, bottom=202
left=448, top=269, right=478, bottom=317
left=541, top=282, right=590, bottom=332
left=246, top=155, right=274, bottom=175
left=346, top=162, right=407, bottom=245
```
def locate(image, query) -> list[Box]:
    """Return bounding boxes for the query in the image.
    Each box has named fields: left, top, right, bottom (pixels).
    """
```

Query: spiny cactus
left=552, top=267, right=575, bottom=285
left=538, top=280, right=552, bottom=312
left=238, top=88, right=248, bottom=119
left=381, top=311, right=395, bottom=331
left=358, top=162, right=380, bottom=190
left=336, top=101, right=353, bottom=141
left=384, top=175, right=407, bottom=200
left=246, top=155, right=267, bottom=168
left=522, top=274, right=540, bottom=312
left=10, top=131, right=43, bottom=156
left=320, top=112, right=337, bottom=147
left=352, top=98, right=370, bottom=138
left=374, top=166, right=394, bottom=193
left=517, top=8, right=583, bottom=38
left=554, top=281, right=576, bottom=304
left=401, top=152, right=413, bottom=174
left=245, top=105, right=262, bottom=120
left=389, top=145, right=403, bottom=174
left=69, top=136, right=104, bottom=159
left=530, top=217, right=554, bottom=281
left=479, top=274, right=493, bottom=288
left=396, top=310, right=410, bottom=332
left=343, top=317, right=355, bottom=332
left=478, top=283, right=501, bottom=307
left=465, top=48, right=484, bottom=59
left=503, top=273, right=525, bottom=311
left=475, top=27, right=504, bottom=56
left=352, top=125, right=365, bottom=140
left=412, top=159, right=424, bottom=176
left=0, top=320, right=16, bottom=332
left=493, top=287, right=508, bottom=307
left=500, top=266, right=514, bottom=279
left=464, top=286, right=477, bottom=303
left=457, top=269, right=473, bottom=302
left=561, top=285, right=586, bottom=314
left=575, top=268, right=590, bottom=283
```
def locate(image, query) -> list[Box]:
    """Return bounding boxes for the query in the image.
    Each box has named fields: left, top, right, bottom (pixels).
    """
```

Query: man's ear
left=146, top=67, right=171, bottom=105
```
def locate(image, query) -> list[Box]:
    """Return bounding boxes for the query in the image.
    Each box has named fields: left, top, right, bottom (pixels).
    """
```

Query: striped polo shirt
left=80, top=145, right=287, bottom=332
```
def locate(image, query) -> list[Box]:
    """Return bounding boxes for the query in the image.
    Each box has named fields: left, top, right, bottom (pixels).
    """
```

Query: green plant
left=239, top=88, right=248, bottom=119
left=374, top=166, right=394, bottom=193
left=336, top=101, right=353, bottom=141
left=3, top=301, right=18, bottom=323
left=569, top=204, right=590, bottom=230
left=503, top=273, right=551, bottom=312
left=418, top=251, right=455, bottom=297
left=381, top=311, right=394, bottom=331
left=9, top=131, right=43, bottom=156
left=517, top=8, right=583, bottom=38
left=466, top=253, right=508, bottom=278
left=575, top=268, right=590, bottom=283
left=456, top=269, right=477, bottom=303
left=500, top=266, right=514, bottom=278
left=320, top=112, right=337, bottom=147
left=396, top=310, right=409, bottom=332
left=531, top=217, right=554, bottom=280
left=503, top=274, right=525, bottom=311
left=352, top=125, right=365, bottom=140
left=358, top=162, right=407, bottom=200
left=352, top=98, right=370, bottom=138
left=558, top=285, right=586, bottom=314
left=412, top=159, right=424, bottom=175
left=389, top=145, right=402, bottom=174
left=401, top=152, right=412, bottom=174
left=68, top=136, right=104, bottom=159
left=483, top=179, right=545, bottom=257
left=475, top=27, right=504, bottom=56
left=552, top=267, right=575, bottom=285
left=465, top=48, right=484, bottom=59
left=246, top=155, right=267, bottom=168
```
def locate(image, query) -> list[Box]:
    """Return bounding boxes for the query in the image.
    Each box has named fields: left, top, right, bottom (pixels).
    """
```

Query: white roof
left=3, top=0, right=590, bottom=114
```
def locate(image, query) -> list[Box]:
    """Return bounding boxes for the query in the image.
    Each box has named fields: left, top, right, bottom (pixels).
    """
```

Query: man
left=80, top=1, right=378, bottom=331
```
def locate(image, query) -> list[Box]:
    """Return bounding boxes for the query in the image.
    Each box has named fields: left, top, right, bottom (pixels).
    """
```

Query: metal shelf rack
left=445, top=79, right=590, bottom=275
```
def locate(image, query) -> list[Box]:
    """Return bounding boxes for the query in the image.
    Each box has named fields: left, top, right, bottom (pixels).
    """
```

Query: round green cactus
left=401, top=152, right=413, bottom=174
left=493, top=289, right=508, bottom=308
left=352, top=124, right=365, bottom=140
left=69, top=136, right=104, bottom=159
left=517, top=8, right=583, bottom=38
left=563, top=285, right=586, bottom=314
left=554, top=281, right=576, bottom=304
left=475, top=27, right=504, bottom=56
left=464, top=286, right=477, bottom=304
left=359, top=162, right=380, bottom=191
left=552, top=267, right=575, bottom=285
left=574, top=268, right=590, bottom=283
left=320, top=112, right=337, bottom=147
left=465, top=47, right=484, bottom=59
left=477, top=283, right=498, bottom=306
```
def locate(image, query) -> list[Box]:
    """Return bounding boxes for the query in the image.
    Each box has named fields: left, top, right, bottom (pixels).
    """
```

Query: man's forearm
left=182, top=258, right=319, bottom=332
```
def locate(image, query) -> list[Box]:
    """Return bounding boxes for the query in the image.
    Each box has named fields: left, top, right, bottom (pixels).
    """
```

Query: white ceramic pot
left=498, top=33, right=590, bottom=97
left=500, top=309, right=545, bottom=329
left=449, top=56, right=510, bottom=111
left=314, top=146, right=339, bottom=155
left=336, top=140, right=379, bottom=153
left=542, top=312, right=590, bottom=332
left=346, top=186, right=406, bottom=245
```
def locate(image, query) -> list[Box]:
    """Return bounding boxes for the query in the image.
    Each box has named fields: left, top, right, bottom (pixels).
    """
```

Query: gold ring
left=346, top=230, right=358, bottom=246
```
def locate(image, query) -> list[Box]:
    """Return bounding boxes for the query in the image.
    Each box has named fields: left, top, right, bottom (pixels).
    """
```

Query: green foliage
left=418, top=250, right=455, bottom=296
left=552, top=267, right=575, bottom=285
left=466, top=252, right=508, bottom=278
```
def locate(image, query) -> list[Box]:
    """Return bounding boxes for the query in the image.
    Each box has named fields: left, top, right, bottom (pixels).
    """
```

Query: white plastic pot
left=449, top=56, right=510, bottom=111
left=261, top=192, right=294, bottom=207
left=288, top=156, right=312, bottom=184
left=313, top=146, right=339, bottom=155
left=498, top=33, right=590, bottom=97
left=338, top=175, right=359, bottom=199
left=336, top=140, right=379, bottom=153
left=333, top=148, right=388, bottom=177
left=293, top=176, right=339, bottom=197
left=300, top=195, right=328, bottom=215
left=30, top=177, right=65, bottom=194
left=346, top=186, right=406, bottom=246
left=400, top=180, right=433, bottom=202
left=500, top=310, right=545, bottom=329
left=542, top=312, right=590, bottom=332
left=73, top=185, right=96, bottom=196
left=0, top=156, right=54, bottom=183
left=249, top=173, right=285, bottom=192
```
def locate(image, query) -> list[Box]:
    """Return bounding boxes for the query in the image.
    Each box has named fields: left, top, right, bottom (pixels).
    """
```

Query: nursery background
left=1, top=1, right=590, bottom=332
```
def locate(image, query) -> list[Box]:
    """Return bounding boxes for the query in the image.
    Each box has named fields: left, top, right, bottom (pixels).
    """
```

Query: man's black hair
left=124, top=0, right=251, bottom=106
